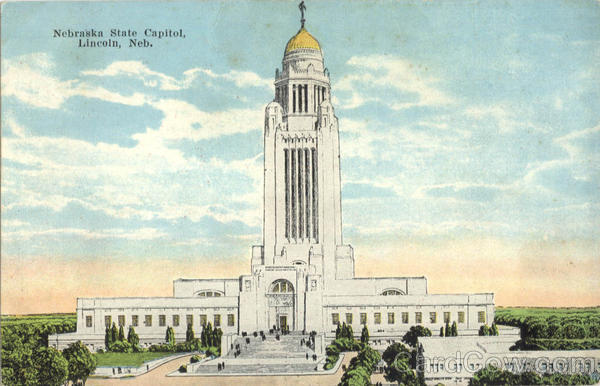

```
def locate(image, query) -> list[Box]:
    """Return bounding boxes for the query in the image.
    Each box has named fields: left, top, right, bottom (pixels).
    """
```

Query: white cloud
left=1, top=116, right=263, bottom=228
left=3, top=227, right=167, bottom=242
left=83, top=60, right=272, bottom=91
left=2, top=53, right=149, bottom=109
left=349, top=219, right=511, bottom=237
left=335, top=55, right=454, bottom=110
left=137, top=98, right=263, bottom=142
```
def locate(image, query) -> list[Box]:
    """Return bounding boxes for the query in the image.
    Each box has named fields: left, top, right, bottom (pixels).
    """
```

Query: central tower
left=257, top=17, right=355, bottom=286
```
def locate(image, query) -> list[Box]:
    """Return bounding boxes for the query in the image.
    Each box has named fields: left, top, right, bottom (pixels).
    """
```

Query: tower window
left=293, top=85, right=297, bottom=113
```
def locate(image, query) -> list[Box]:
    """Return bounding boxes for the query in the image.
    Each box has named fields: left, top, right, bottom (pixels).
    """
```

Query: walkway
left=87, top=352, right=356, bottom=386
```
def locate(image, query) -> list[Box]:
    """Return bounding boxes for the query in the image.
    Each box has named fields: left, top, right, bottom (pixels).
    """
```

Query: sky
left=1, top=0, right=599, bottom=314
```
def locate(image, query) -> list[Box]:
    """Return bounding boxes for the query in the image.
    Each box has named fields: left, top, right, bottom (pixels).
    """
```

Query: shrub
left=108, top=340, right=133, bottom=353
left=178, top=364, right=187, bottom=373
left=190, top=355, right=202, bottom=363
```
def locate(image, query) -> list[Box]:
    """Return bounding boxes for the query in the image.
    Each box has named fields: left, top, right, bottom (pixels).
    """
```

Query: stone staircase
left=226, top=332, right=315, bottom=359
left=190, top=332, right=325, bottom=374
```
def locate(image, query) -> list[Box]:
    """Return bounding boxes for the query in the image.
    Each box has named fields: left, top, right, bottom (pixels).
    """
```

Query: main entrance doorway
left=268, top=279, right=295, bottom=331
left=278, top=315, right=288, bottom=330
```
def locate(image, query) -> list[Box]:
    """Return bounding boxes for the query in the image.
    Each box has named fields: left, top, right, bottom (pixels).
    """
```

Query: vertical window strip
left=291, top=146, right=297, bottom=239
left=305, top=148, right=311, bottom=239
left=293, top=85, right=296, bottom=113
left=304, top=84, right=308, bottom=113
left=298, top=148, right=304, bottom=239
left=312, top=147, right=318, bottom=241
left=284, top=149, right=290, bottom=239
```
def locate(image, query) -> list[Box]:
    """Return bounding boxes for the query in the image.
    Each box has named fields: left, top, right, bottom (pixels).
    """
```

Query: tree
left=186, top=323, right=195, bottom=342
left=451, top=321, right=458, bottom=336
left=118, top=325, right=125, bottom=341
left=402, top=325, right=432, bottom=347
left=491, top=322, right=499, bottom=336
left=440, top=326, right=444, bottom=337
left=382, top=343, right=417, bottom=385
left=127, top=326, right=139, bottom=347
left=479, top=324, right=491, bottom=336
left=34, top=347, right=69, bottom=386
left=201, top=322, right=213, bottom=347
left=63, top=341, right=97, bottom=386
left=360, top=324, right=369, bottom=344
left=110, top=322, right=118, bottom=344
left=166, top=326, right=176, bottom=346
left=444, top=321, right=450, bottom=337
left=335, top=322, right=341, bottom=339
left=104, top=326, right=111, bottom=348
left=347, top=324, right=354, bottom=339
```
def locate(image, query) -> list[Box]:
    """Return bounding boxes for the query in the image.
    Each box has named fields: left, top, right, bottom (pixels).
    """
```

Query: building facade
left=51, top=18, right=494, bottom=352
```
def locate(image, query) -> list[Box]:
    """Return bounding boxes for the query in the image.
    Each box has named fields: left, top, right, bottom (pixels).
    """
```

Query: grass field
left=94, top=352, right=178, bottom=367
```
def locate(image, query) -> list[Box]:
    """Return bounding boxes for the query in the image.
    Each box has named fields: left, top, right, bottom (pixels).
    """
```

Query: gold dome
left=285, top=27, right=321, bottom=53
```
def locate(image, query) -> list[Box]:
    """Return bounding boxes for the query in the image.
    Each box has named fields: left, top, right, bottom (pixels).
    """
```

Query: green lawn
left=94, top=352, right=180, bottom=367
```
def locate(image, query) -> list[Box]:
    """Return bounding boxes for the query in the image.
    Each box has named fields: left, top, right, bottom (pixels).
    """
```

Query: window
left=346, top=313, right=353, bottom=324
left=145, top=315, right=152, bottom=327
left=104, top=315, right=112, bottom=327
left=478, top=311, right=486, bottom=323
left=360, top=313, right=367, bottom=325
left=186, top=315, right=193, bottom=326
left=388, top=312, right=395, bottom=324
left=402, top=312, right=409, bottom=324
left=200, top=314, right=207, bottom=326
left=197, top=290, right=223, bottom=297
left=159, top=315, right=166, bottom=327
left=430, top=312, right=437, bottom=323
left=118, top=315, right=125, bottom=327
left=86, top=316, right=92, bottom=328
left=214, top=314, right=221, bottom=327
left=374, top=312, right=381, bottom=324
left=458, top=312, right=465, bottom=323
left=415, top=312, right=422, bottom=324
left=381, top=289, right=404, bottom=296
left=444, top=312, right=451, bottom=323
left=332, top=313, right=339, bottom=325
left=270, top=279, right=294, bottom=293
left=132, top=315, right=139, bottom=327
left=172, top=315, right=179, bottom=327
left=228, top=314, right=235, bottom=327
left=245, top=280, right=251, bottom=290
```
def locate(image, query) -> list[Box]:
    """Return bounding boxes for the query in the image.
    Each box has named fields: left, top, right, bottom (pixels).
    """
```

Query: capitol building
left=51, top=13, right=494, bottom=353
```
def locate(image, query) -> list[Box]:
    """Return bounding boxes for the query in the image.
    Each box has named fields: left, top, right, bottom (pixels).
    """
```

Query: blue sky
left=2, top=1, right=599, bottom=312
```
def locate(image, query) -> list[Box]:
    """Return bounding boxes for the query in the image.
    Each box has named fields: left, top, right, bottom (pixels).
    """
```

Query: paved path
left=88, top=353, right=356, bottom=386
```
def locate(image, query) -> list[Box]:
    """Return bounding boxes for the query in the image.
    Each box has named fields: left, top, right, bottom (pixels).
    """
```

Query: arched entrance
left=267, top=279, right=295, bottom=331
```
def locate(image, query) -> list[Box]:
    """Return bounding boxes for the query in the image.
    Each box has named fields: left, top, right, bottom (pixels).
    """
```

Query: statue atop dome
left=299, top=1, right=306, bottom=28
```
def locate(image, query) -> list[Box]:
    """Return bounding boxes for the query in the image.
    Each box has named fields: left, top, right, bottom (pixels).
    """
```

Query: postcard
left=2, top=1, right=599, bottom=385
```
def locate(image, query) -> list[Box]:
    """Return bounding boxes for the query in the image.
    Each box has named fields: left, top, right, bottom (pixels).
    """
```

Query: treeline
left=495, top=307, right=600, bottom=339
left=470, top=364, right=596, bottom=385
left=1, top=314, right=94, bottom=385
left=512, top=338, right=600, bottom=351
left=102, top=321, right=223, bottom=356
